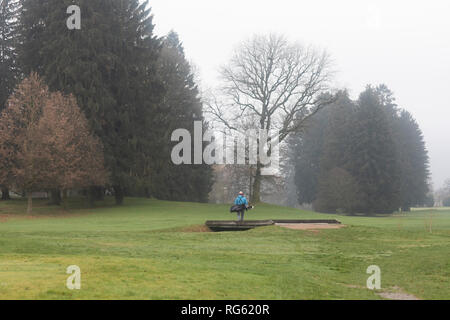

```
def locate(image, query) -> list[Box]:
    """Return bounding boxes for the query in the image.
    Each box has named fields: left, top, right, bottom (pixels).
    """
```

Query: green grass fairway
left=0, top=198, right=448, bottom=300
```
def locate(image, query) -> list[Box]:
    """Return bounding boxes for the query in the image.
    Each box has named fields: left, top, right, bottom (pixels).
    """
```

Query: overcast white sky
left=147, top=0, right=450, bottom=189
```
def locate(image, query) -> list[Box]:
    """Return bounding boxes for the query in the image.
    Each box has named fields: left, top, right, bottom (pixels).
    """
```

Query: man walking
left=234, top=191, right=248, bottom=222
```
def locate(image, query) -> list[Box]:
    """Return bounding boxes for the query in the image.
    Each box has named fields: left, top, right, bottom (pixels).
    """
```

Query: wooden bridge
left=205, top=219, right=341, bottom=232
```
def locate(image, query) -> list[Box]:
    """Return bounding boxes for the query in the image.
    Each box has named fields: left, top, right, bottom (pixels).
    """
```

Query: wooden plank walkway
left=205, top=220, right=273, bottom=232
left=205, top=219, right=341, bottom=232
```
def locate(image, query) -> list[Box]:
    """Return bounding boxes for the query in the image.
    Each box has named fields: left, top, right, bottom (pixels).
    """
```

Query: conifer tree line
left=0, top=0, right=212, bottom=206
left=289, top=86, right=430, bottom=214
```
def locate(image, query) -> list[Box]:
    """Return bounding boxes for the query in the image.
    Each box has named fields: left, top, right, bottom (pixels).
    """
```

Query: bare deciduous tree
left=0, top=74, right=107, bottom=213
left=0, top=73, right=49, bottom=212
left=36, top=91, right=108, bottom=208
left=206, top=34, right=334, bottom=202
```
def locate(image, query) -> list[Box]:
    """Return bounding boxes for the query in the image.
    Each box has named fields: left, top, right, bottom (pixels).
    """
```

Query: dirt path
left=377, top=286, right=421, bottom=300
left=377, top=292, right=420, bottom=300
left=344, top=284, right=421, bottom=300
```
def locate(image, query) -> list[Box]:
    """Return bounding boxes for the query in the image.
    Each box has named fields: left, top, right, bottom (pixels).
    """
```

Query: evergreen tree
left=0, top=0, right=20, bottom=108
left=290, top=85, right=429, bottom=214
left=291, top=94, right=333, bottom=205
left=347, top=86, right=401, bottom=213
left=317, top=92, right=355, bottom=179
left=395, top=110, right=430, bottom=210
left=375, top=85, right=430, bottom=211
left=18, top=2, right=212, bottom=203
left=291, top=91, right=356, bottom=209
left=315, top=167, right=362, bottom=213
left=314, top=91, right=363, bottom=213
left=151, top=31, right=212, bottom=202
left=0, top=0, right=20, bottom=200
left=18, top=0, right=162, bottom=204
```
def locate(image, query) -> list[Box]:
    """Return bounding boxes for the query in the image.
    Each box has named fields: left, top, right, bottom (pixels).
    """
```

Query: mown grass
left=0, top=198, right=448, bottom=300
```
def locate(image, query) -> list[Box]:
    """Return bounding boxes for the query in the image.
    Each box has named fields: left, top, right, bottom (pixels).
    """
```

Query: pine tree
left=151, top=31, right=212, bottom=202
left=18, top=0, right=162, bottom=204
left=395, top=110, right=430, bottom=210
left=0, top=0, right=21, bottom=200
left=290, top=85, right=429, bottom=214
left=314, top=91, right=363, bottom=213
left=290, top=96, right=331, bottom=205
left=348, top=86, right=401, bottom=213
left=0, top=0, right=20, bottom=107
left=291, top=91, right=356, bottom=209
left=375, top=85, right=430, bottom=211
left=18, top=1, right=212, bottom=203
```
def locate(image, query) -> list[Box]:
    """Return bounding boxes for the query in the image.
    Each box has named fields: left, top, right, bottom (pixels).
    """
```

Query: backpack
left=235, top=196, right=245, bottom=205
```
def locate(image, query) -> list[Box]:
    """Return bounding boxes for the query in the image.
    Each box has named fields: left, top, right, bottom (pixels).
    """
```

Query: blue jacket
left=234, top=195, right=248, bottom=206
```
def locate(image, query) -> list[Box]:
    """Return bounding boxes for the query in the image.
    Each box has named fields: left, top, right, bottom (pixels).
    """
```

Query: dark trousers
left=237, top=211, right=245, bottom=221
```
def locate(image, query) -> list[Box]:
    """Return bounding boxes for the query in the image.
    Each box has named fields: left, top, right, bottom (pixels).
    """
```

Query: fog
left=148, top=0, right=450, bottom=189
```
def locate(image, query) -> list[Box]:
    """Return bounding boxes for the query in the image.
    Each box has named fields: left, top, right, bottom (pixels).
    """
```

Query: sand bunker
left=275, top=223, right=346, bottom=230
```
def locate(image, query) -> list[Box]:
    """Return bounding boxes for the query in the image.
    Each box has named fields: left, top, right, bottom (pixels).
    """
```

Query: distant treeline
left=289, top=86, right=432, bottom=214
left=0, top=0, right=212, bottom=205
